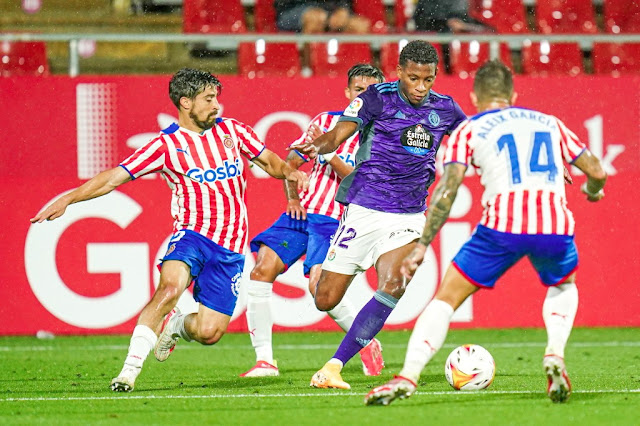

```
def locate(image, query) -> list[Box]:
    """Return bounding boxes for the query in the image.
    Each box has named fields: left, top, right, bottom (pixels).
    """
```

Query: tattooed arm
left=400, top=163, right=467, bottom=279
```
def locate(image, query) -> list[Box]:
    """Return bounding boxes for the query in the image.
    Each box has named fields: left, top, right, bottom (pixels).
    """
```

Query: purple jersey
left=336, top=81, right=466, bottom=213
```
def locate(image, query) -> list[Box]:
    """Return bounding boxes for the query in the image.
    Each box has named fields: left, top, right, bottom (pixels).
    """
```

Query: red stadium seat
left=237, top=42, right=300, bottom=78
left=521, top=42, right=583, bottom=76
left=535, top=0, right=597, bottom=34
left=380, top=41, right=444, bottom=80
left=394, top=0, right=414, bottom=31
left=592, top=43, right=640, bottom=75
left=254, top=0, right=278, bottom=33
left=309, top=42, right=372, bottom=77
left=468, top=0, right=529, bottom=33
left=449, top=41, right=513, bottom=79
left=183, top=0, right=246, bottom=33
left=352, top=0, right=388, bottom=33
left=603, top=0, right=640, bottom=33
left=0, top=41, right=49, bottom=77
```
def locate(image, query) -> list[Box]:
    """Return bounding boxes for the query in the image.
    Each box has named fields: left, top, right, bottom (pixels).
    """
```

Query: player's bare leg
left=308, top=265, right=383, bottom=376
left=310, top=270, right=355, bottom=389
left=241, top=245, right=285, bottom=377
left=366, top=265, right=478, bottom=405
left=111, top=260, right=191, bottom=392
left=542, top=275, right=577, bottom=403
left=312, top=244, right=416, bottom=389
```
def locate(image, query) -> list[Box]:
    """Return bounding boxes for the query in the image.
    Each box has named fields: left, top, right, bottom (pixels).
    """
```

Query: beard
left=190, top=110, right=216, bottom=131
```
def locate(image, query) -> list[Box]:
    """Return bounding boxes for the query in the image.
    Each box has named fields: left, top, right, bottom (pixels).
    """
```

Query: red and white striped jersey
left=292, top=111, right=359, bottom=220
left=120, top=119, right=265, bottom=254
left=444, top=107, right=587, bottom=235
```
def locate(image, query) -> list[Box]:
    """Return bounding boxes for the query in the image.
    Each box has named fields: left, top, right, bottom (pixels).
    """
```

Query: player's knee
left=198, top=325, right=225, bottom=345
left=250, top=261, right=281, bottom=282
left=381, top=277, right=407, bottom=300
left=154, top=284, right=182, bottom=306
left=314, top=292, right=337, bottom=311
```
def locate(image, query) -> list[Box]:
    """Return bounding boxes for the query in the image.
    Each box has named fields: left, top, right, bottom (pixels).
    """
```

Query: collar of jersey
left=397, top=85, right=431, bottom=109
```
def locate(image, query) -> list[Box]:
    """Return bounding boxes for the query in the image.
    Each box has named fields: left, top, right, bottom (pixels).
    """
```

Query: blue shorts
left=452, top=225, right=579, bottom=287
left=250, top=212, right=339, bottom=276
left=161, top=230, right=244, bottom=316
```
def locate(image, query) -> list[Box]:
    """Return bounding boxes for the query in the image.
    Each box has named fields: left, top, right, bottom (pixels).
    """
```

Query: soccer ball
left=444, top=344, right=495, bottom=391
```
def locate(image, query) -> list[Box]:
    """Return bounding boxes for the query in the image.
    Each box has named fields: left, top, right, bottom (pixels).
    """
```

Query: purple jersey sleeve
left=338, top=85, right=383, bottom=130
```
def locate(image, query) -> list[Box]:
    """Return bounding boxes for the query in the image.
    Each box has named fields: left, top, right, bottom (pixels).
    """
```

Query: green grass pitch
left=0, top=328, right=638, bottom=425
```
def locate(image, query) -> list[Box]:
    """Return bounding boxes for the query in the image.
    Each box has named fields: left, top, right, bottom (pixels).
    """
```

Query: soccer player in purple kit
left=291, top=40, right=467, bottom=389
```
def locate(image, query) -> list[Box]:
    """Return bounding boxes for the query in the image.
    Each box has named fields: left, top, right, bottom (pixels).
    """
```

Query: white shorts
left=322, top=204, right=426, bottom=275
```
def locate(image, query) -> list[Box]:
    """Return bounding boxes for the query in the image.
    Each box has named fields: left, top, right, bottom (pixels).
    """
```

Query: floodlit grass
left=0, top=328, right=638, bottom=425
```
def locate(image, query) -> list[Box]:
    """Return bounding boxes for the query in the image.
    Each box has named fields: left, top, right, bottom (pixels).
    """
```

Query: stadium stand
left=352, top=0, right=388, bottom=33
left=253, top=0, right=278, bottom=33
left=309, top=41, right=372, bottom=77
left=535, top=0, right=598, bottom=34
left=237, top=41, right=300, bottom=78
left=2, top=0, right=640, bottom=76
left=182, top=0, right=246, bottom=33
left=469, top=0, right=529, bottom=34
left=449, top=41, right=513, bottom=79
left=521, top=41, right=584, bottom=76
left=0, top=41, right=49, bottom=76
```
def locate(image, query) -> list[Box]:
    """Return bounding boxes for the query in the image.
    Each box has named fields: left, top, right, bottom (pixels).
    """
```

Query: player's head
left=471, top=60, right=517, bottom=112
left=396, top=40, right=439, bottom=106
left=344, top=64, right=385, bottom=101
left=169, top=68, right=222, bottom=130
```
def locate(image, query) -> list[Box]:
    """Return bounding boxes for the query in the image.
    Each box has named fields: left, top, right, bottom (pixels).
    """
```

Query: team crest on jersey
left=401, top=123, right=434, bottom=155
left=328, top=249, right=336, bottom=261
left=223, top=135, right=234, bottom=148
left=343, top=98, right=364, bottom=117
left=428, top=110, right=440, bottom=126
left=165, top=243, right=176, bottom=257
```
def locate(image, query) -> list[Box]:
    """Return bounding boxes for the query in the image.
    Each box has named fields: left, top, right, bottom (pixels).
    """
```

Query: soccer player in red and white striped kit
left=240, top=64, right=387, bottom=377
left=365, top=60, right=607, bottom=406
left=31, top=68, right=309, bottom=392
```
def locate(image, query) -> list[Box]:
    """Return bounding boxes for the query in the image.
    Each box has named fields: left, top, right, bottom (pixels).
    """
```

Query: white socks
left=327, top=297, right=357, bottom=332
left=543, top=283, right=578, bottom=358
left=124, top=325, right=157, bottom=370
left=246, top=280, right=274, bottom=364
left=399, top=299, right=454, bottom=383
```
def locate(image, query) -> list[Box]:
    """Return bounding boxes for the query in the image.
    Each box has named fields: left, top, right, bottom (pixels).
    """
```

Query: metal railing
left=2, top=32, right=640, bottom=77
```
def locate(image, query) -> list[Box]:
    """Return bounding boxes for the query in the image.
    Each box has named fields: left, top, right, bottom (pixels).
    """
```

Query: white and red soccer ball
left=445, top=344, right=495, bottom=391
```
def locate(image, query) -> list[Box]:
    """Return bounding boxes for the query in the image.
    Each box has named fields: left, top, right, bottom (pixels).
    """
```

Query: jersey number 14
left=497, top=131, right=558, bottom=184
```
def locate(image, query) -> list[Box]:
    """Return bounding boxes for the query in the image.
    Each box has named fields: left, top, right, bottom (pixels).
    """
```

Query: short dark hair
left=347, top=63, right=385, bottom=86
left=473, top=60, right=513, bottom=101
left=169, top=68, right=222, bottom=109
left=399, top=40, right=439, bottom=67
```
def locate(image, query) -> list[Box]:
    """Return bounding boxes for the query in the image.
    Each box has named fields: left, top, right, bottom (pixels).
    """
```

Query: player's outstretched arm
left=572, top=149, right=607, bottom=202
left=282, top=150, right=307, bottom=220
left=401, top=163, right=467, bottom=279
left=30, top=166, right=132, bottom=223
left=288, top=121, right=358, bottom=159
left=252, top=149, right=309, bottom=192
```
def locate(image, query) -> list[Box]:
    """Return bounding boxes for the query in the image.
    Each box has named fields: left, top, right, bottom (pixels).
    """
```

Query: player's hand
left=400, top=243, right=427, bottom=280
left=581, top=182, right=605, bottom=202
left=305, top=124, right=324, bottom=143
left=286, top=169, right=309, bottom=192
left=288, top=141, right=319, bottom=159
left=30, top=196, right=71, bottom=223
left=286, top=200, right=307, bottom=220
left=563, top=166, right=573, bottom=185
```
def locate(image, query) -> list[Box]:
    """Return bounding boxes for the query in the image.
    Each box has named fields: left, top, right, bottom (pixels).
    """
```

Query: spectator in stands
left=275, top=0, right=370, bottom=33
left=413, top=0, right=493, bottom=33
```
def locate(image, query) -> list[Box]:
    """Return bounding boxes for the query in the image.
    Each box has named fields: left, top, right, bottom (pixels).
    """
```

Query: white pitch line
left=0, top=341, right=639, bottom=352
left=0, top=389, right=638, bottom=403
